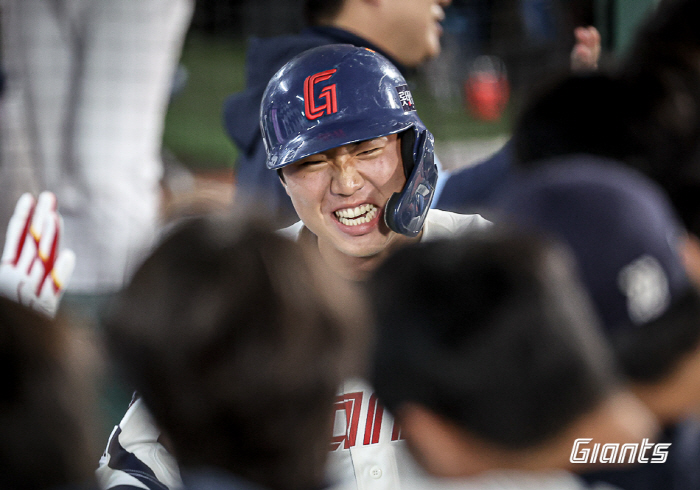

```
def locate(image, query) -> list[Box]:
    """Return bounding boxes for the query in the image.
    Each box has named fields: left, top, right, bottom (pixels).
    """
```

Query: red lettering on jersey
left=304, top=69, right=338, bottom=120
left=364, top=394, right=384, bottom=445
left=330, top=392, right=363, bottom=450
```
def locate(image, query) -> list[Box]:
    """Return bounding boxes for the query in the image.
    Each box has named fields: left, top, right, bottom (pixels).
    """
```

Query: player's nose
left=330, top=160, right=364, bottom=196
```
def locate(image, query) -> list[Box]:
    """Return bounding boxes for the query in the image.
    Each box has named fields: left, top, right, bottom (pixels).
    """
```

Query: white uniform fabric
left=99, top=209, right=600, bottom=490
left=0, top=0, right=193, bottom=292
left=98, top=380, right=604, bottom=490
left=97, top=397, right=181, bottom=490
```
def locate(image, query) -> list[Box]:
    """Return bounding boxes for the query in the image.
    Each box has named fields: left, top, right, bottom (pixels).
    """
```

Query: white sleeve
left=96, top=396, right=183, bottom=490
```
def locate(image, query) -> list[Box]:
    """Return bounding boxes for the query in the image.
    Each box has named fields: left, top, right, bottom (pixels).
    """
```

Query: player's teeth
left=336, top=206, right=378, bottom=226
left=335, top=203, right=376, bottom=220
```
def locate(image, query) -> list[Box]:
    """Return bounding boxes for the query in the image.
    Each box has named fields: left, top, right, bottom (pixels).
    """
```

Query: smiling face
left=281, top=134, right=411, bottom=266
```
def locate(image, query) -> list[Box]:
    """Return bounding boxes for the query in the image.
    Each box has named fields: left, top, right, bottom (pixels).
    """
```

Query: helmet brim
left=266, top=117, right=415, bottom=170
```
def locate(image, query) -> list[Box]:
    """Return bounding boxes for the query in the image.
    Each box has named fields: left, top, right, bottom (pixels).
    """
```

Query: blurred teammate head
left=370, top=229, right=655, bottom=476
left=512, top=73, right=638, bottom=167
left=304, top=0, right=452, bottom=67
left=0, top=296, right=97, bottom=490
left=620, top=0, right=700, bottom=236
left=261, top=45, right=439, bottom=279
left=514, top=0, right=700, bottom=236
left=496, top=157, right=700, bottom=424
left=105, top=216, right=368, bottom=490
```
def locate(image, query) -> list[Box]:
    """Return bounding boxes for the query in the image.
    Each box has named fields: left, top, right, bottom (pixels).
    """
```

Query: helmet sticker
left=304, top=69, right=338, bottom=120
left=395, top=85, right=416, bottom=112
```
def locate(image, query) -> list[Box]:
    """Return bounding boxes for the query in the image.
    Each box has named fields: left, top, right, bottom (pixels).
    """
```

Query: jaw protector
left=384, top=128, right=438, bottom=237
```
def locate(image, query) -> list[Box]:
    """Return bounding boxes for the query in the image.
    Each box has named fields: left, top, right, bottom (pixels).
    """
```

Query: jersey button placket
left=369, top=466, right=383, bottom=479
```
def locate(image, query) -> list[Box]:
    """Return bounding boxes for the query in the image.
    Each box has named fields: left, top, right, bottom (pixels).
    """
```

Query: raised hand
left=0, top=192, right=75, bottom=317
left=571, top=26, right=601, bottom=72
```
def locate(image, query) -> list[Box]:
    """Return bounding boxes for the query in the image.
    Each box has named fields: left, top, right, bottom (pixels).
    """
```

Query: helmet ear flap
left=384, top=129, right=438, bottom=237
left=400, top=128, right=417, bottom=178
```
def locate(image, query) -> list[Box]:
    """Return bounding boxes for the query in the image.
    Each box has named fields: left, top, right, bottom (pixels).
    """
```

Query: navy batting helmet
left=260, top=44, right=438, bottom=237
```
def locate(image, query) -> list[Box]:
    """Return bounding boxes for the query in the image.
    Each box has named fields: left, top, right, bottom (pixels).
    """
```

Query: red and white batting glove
left=0, top=192, right=75, bottom=317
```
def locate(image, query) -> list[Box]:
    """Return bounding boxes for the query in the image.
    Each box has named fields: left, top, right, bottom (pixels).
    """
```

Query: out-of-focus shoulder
left=277, top=221, right=304, bottom=240
left=422, top=209, right=491, bottom=242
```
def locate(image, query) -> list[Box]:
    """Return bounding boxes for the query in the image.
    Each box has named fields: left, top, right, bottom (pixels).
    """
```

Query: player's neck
left=318, top=243, right=388, bottom=282
left=328, top=6, right=405, bottom=68
left=315, top=232, right=421, bottom=282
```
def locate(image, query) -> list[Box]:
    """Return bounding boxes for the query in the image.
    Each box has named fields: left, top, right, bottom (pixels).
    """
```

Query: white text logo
left=570, top=438, right=671, bottom=464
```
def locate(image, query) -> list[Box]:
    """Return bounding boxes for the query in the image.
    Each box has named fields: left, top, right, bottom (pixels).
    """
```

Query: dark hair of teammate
left=0, top=296, right=97, bottom=490
left=105, top=216, right=368, bottom=490
left=370, top=229, right=619, bottom=449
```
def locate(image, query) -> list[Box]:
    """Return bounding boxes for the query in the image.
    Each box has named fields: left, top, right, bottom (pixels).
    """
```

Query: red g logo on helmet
left=304, top=69, right=338, bottom=120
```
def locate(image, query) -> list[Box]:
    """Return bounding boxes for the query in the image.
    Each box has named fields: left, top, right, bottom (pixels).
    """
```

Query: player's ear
left=277, top=169, right=290, bottom=195
left=681, top=233, right=700, bottom=288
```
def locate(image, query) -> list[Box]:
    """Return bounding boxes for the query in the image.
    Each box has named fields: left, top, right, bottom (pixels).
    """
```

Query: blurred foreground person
left=0, top=193, right=95, bottom=489
left=617, top=0, right=700, bottom=237
left=0, top=296, right=98, bottom=490
left=434, top=25, right=600, bottom=217
left=511, top=0, right=700, bottom=238
left=495, top=157, right=700, bottom=490
left=370, top=229, right=657, bottom=489
left=100, top=217, right=368, bottom=490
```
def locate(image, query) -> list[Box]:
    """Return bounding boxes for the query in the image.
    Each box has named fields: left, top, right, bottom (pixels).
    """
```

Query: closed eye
left=358, top=147, right=381, bottom=156
left=298, top=159, right=325, bottom=166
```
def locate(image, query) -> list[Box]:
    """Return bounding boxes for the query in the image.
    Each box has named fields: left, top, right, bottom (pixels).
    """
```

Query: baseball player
left=370, top=229, right=657, bottom=489
left=103, top=216, right=369, bottom=490
left=97, top=44, right=490, bottom=490
left=226, top=0, right=601, bottom=226
left=225, top=0, right=453, bottom=225
left=267, top=45, right=491, bottom=281
left=492, top=156, right=700, bottom=490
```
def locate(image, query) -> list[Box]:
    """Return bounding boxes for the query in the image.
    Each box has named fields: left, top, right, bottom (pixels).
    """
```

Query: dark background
left=162, top=0, right=653, bottom=170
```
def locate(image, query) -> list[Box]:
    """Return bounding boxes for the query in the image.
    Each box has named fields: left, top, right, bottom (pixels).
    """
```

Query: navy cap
left=495, top=155, right=690, bottom=333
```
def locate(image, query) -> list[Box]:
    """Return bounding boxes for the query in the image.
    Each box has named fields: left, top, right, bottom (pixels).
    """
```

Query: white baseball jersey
left=97, top=209, right=492, bottom=490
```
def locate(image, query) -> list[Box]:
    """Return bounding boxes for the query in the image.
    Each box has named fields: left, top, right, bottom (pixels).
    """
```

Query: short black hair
left=623, top=0, right=700, bottom=73
left=618, top=0, right=700, bottom=236
left=513, top=62, right=700, bottom=237
left=370, top=229, right=619, bottom=449
left=106, top=216, right=368, bottom=490
left=0, top=297, right=96, bottom=489
left=513, top=73, right=640, bottom=167
left=304, top=0, right=345, bottom=26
